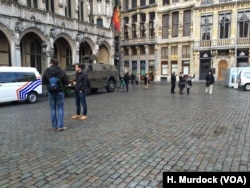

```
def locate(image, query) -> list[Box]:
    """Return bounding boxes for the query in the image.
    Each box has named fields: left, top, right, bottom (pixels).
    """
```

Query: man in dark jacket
left=123, top=71, right=130, bottom=92
left=42, top=58, right=68, bottom=131
left=71, top=63, right=88, bottom=120
left=205, top=70, right=215, bottom=94
left=171, top=71, right=176, bottom=94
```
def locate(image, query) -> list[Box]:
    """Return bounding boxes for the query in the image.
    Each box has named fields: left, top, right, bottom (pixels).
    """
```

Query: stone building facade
left=0, top=0, right=115, bottom=73
left=120, top=0, right=250, bottom=81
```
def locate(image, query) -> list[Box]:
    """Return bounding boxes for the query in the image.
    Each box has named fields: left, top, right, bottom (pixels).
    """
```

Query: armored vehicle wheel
left=106, top=80, right=115, bottom=92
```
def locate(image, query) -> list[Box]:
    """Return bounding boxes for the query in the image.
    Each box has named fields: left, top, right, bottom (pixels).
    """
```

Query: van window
left=244, top=72, right=250, bottom=78
left=0, top=72, right=36, bottom=83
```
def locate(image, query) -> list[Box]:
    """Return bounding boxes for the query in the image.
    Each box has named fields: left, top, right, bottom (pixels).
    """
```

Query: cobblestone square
left=0, top=83, right=250, bottom=187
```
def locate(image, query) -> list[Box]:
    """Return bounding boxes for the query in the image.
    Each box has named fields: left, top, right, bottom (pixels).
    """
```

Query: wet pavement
left=0, top=83, right=250, bottom=187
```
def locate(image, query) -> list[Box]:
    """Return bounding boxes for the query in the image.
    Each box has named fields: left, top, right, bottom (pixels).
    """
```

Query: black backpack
left=187, top=80, right=192, bottom=86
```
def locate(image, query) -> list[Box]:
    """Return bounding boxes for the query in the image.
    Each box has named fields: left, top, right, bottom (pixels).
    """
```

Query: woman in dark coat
left=178, top=72, right=185, bottom=94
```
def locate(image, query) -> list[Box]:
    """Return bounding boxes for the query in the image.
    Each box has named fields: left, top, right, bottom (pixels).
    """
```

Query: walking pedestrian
left=205, top=70, right=215, bottom=94
left=178, top=72, right=185, bottom=94
left=186, top=74, right=195, bottom=95
left=123, top=71, right=130, bottom=92
left=171, top=71, right=176, bottom=94
left=144, top=73, right=149, bottom=89
left=71, top=63, right=88, bottom=120
left=42, top=58, right=69, bottom=131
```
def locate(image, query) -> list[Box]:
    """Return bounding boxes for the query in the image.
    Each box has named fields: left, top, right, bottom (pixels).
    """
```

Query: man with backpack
left=42, top=58, right=68, bottom=131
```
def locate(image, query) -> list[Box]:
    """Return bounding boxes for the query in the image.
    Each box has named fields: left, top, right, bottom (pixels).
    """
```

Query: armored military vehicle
left=64, top=63, right=119, bottom=94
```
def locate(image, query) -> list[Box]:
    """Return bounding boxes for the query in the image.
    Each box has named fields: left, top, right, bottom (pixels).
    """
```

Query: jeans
left=48, top=92, right=65, bottom=129
left=75, top=92, right=87, bottom=116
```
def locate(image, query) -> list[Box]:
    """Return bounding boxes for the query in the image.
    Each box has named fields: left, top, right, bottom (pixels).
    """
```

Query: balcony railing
left=194, top=37, right=250, bottom=50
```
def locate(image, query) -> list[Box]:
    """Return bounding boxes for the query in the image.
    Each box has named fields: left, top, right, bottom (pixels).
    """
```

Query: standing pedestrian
left=71, top=64, right=88, bottom=120
left=186, top=74, right=195, bottom=95
left=144, top=73, right=149, bottom=89
left=171, top=71, right=176, bottom=94
left=205, top=70, right=215, bottom=94
left=123, top=71, right=130, bottom=92
left=178, top=72, right=185, bottom=94
left=42, top=58, right=69, bottom=131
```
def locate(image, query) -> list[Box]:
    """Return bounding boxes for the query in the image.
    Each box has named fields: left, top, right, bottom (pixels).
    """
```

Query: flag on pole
left=112, top=0, right=121, bottom=32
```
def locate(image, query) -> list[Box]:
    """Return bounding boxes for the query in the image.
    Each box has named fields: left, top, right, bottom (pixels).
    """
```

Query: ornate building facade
left=0, top=0, right=115, bottom=73
left=120, top=0, right=250, bottom=81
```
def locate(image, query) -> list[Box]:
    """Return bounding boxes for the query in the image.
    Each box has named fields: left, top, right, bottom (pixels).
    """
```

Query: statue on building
left=87, top=0, right=91, bottom=14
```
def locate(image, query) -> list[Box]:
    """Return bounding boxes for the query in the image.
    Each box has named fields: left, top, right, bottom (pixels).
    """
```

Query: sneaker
left=80, top=115, right=88, bottom=120
left=58, top=127, right=68, bottom=131
left=72, top=115, right=81, bottom=119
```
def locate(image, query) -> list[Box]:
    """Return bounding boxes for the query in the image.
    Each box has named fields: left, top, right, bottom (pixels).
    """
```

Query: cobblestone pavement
left=0, top=83, right=250, bottom=188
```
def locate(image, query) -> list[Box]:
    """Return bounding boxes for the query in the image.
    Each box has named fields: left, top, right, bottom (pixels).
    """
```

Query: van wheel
left=244, top=84, right=250, bottom=91
left=106, top=80, right=115, bottom=92
left=27, top=92, right=38, bottom=103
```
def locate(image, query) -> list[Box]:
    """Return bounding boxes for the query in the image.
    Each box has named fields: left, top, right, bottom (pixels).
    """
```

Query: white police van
left=0, top=67, right=42, bottom=103
left=238, top=68, right=250, bottom=91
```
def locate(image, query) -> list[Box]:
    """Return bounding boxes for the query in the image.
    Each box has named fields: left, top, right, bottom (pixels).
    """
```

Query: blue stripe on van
left=17, top=80, right=42, bottom=100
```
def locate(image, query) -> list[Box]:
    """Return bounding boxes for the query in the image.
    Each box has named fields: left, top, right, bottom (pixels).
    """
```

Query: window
left=171, top=62, right=178, bottom=74
left=140, top=0, right=146, bottom=6
left=30, top=38, right=42, bottom=73
left=132, top=0, right=137, bottom=8
left=65, top=0, right=72, bottom=17
left=66, top=47, right=72, bottom=66
left=172, top=12, right=179, bottom=37
left=171, top=46, right=178, bottom=55
left=27, top=0, right=37, bottom=8
left=183, top=10, right=191, bottom=36
left=131, top=47, right=137, bottom=55
left=78, top=1, right=84, bottom=21
left=218, top=13, right=231, bottom=39
left=201, top=0, right=214, bottom=5
left=161, top=61, right=168, bottom=75
left=124, top=0, right=129, bottom=10
left=0, top=72, right=36, bottom=83
left=162, top=14, right=169, bottom=39
left=124, top=17, right=129, bottom=40
left=149, top=12, right=155, bottom=37
left=148, top=45, right=155, bottom=55
left=182, top=45, right=190, bottom=58
left=132, top=15, right=137, bottom=39
left=140, top=46, right=145, bottom=54
left=140, top=61, right=146, bottom=76
left=163, top=0, right=169, bottom=5
left=45, top=0, right=54, bottom=12
left=132, top=61, right=137, bottom=75
left=140, top=14, right=146, bottom=38
left=238, top=11, right=250, bottom=38
left=97, top=18, right=103, bottom=27
left=161, top=47, right=168, bottom=59
left=124, top=48, right=129, bottom=55
left=201, top=15, right=212, bottom=40
left=172, top=0, right=179, bottom=3
left=149, top=0, right=155, bottom=4
left=182, top=61, right=190, bottom=75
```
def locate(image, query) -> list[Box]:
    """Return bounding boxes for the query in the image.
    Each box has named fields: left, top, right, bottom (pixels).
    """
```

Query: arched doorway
left=0, top=31, right=11, bottom=66
left=218, top=60, right=228, bottom=81
left=79, top=42, right=92, bottom=63
left=98, top=44, right=109, bottom=64
left=54, top=37, right=72, bottom=69
left=20, top=32, right=42, bottom=73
